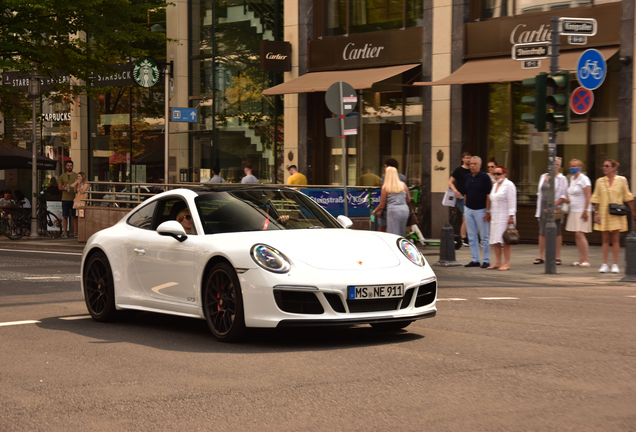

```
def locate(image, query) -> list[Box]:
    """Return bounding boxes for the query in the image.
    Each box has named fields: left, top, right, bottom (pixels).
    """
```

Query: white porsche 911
left=81, top=185, right=437, bottom=341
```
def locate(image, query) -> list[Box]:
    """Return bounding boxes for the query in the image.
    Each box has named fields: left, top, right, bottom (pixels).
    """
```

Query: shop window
left=321, top=0, right=422, bottom=36
left=470, top=0, right=594, bottom=20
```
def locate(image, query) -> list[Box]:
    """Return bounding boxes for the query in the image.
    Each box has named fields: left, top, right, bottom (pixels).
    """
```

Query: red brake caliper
left=217, top=285, right=222, bottom=311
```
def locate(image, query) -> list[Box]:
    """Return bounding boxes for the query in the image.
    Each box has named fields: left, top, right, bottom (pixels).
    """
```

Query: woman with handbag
left=487, top=166, right=517, bottom=271
left=591, top=159, right=636, bottom=273
left=534, top=156, right=568, bottom=265
left=71, top=172, right=90, bottom=212
left=564, top=159, right=592, bottom=267
left=372, top=166, right=410, bottom=236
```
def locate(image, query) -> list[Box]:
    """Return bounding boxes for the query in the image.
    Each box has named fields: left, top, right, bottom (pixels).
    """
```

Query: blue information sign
left=171, top=107, right=198, bottom=123
left=300, top=188, right=381, bottom=217
left=576, top=49, right=606, bottom=90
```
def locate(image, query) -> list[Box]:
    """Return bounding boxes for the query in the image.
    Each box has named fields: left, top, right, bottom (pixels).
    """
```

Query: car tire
left=370, top=321, right=413, bottom=332
left=83, top=251, right=117, bottom=322
left=203, top=262, right=246, bottom=342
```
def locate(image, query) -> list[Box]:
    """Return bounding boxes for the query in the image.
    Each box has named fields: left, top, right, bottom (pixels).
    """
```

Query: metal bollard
left=434, top=222, right=462, bottom=267
left=621, top=230, right=636, bottom=282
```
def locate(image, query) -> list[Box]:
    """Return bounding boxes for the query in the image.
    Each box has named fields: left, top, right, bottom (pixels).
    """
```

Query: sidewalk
left=0, top=234, right=85, bottom=252
left=422, top=242, right=635, bottom=285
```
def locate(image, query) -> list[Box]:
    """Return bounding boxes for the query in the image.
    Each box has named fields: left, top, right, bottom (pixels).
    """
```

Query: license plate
left=348, top=284, right=404, bottom=300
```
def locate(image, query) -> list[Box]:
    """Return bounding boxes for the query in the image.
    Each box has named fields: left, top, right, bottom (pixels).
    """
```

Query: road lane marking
left=0, top=320, right=40, bottom=327
left=437, top=298, right=467, bottom=301
left=627, top=295, right=636, bottom=298
left=59, top=315, right=91, bottom=320
left=23, top=276, right=80, bottom=280
left=479, top=297, right=519, bottom=300
left=0, top=248, right=82, bottom=256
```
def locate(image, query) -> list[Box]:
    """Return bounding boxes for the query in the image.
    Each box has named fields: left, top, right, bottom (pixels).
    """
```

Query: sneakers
left=73, top=232, right=78, bottom=238
left=611, top=264, right=620, bottom=274
left=462, top=238, right=469, bottom=247
left=464, top=261, right=480, bottom=267
left=480, top=262, right=491, bottom=269
left=599, top=263, right=609, bottom=273
left=61, top=232, right=69, bottom=238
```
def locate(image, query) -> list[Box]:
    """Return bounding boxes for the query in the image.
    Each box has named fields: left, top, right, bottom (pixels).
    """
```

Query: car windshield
left=195, top=189, right=341, bottom=234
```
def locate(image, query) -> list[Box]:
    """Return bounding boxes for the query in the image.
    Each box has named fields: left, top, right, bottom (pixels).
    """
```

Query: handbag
left=554, top=209, right=564, bottom=220
left=73, top=193, right=87, bottom=209
left=561, top=202, right=569, bottom=214
left=609, top=203, right=628, bottom=216
left=406, top=212, right=418, bottom=227
left=502, top=223, right=519, bottom=245
left=442, top=188, right=456, bottom=207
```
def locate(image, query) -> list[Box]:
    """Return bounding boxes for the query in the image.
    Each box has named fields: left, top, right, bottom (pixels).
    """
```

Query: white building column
left=283, top=0, right=299, bottom=183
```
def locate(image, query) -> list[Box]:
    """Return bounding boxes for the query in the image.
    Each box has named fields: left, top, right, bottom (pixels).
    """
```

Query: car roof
left=190, top=184, right=302, bottom=195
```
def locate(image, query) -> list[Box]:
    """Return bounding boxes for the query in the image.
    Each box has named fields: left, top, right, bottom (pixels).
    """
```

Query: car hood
left=259, top=229, right=402, bottom=270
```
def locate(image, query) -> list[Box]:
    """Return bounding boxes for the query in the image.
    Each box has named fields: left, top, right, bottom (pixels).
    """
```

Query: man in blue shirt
left=464, top=156, right=492, bottom=268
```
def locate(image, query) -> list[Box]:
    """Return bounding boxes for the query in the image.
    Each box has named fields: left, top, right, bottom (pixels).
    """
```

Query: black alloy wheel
left=203, top=262, right=246, bottom=342
left=83, top=251, right=116, bottom=321
left=370, top=321, right=413, bottom=332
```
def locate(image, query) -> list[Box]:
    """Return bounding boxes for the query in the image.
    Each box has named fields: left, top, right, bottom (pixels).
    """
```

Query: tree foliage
left=0, top=0, right=169, bottom=98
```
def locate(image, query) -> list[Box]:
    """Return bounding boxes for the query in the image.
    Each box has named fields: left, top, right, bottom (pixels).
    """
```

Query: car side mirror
left=337, top=215, right=353, bottom=229
left=157, top=220, right=188, bottom=242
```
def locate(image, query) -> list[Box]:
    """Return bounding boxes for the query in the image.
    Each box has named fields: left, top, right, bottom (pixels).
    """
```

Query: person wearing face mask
left=534, top=157, right=568, bottom=265
left=487, top=166, right=516, bottom=271
left=564, top=159, right=592, bottom=267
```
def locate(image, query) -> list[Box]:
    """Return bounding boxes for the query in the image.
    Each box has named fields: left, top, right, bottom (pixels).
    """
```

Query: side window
left=127, top=201, right=158, bottom=230
left=156, top=198, right=194, bottom=234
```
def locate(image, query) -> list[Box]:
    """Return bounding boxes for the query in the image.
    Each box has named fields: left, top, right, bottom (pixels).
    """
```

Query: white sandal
left=580, top=262, right=591, bottom=268
left=571, top=262, right=580, bottom=267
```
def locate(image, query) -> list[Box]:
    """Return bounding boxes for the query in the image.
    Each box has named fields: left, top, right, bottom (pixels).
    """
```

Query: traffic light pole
left=545, top=16, right=560, bottom=275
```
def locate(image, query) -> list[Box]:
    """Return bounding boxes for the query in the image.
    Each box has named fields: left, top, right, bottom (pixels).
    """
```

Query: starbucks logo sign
left=133, top=57, right=160, bottom=88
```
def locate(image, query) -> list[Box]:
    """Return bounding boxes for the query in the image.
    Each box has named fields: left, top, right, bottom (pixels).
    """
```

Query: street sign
left=171, top=107, right=198, bottom=123
left=523, top=60, right=541, bottom=69
left=512, top=42, right=549, bottom=61
left=325, top=116, right=358, bottom=137
left=558, top=17, right=597, bottom=37
left=325, top=82, right=357, bottom=115
left=568, top=35, right=587, bottom=45
left=570, top=86, right=594, bottom=115
left=576, top=49, right=606, bottom=90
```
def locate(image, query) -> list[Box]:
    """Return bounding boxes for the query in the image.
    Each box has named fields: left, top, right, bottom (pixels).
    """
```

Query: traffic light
left=521, top=73, right=547, bottom=132
left=547, top=70, right=571, bottom=131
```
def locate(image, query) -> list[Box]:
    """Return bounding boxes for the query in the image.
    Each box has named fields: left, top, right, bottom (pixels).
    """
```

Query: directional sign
left=570, top=86, right=594, bottom=115
left=512, top=42, right=549, bottom=61
left=171, top=107, right=198, bottom=123
left=576, top=49, right=606, bottom=90
left=558, top=17, right=597, bottom=37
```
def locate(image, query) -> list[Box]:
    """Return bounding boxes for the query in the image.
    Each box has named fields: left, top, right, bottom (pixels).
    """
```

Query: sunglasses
left=603, top=165, right=612, bottom=168
left=488, top=165, right=495, bottom=169
left=184, top=215, right=192, bottom=220
left=494, top=172, right=504, bottom=176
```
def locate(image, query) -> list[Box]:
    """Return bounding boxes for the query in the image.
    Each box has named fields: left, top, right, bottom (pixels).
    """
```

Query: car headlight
left=397, top=238, right=424, bottom=266
left=251, top=244, right=291, bottom=273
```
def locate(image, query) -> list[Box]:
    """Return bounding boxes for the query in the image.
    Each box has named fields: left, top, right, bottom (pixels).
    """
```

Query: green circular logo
left=133, top=57, right=160, bottom=88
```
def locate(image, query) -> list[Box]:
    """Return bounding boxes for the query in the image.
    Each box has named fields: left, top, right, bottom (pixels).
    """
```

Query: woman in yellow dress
left=591, top=159, right=636, bottom=273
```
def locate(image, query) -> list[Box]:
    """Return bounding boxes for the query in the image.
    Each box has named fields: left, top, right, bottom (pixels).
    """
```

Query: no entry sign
left=570, top=86, right=594, bottom=115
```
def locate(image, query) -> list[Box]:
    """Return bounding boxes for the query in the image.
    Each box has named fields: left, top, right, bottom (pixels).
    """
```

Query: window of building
left=322, top=0, right=422, bottom=37
left=470, top=0, right=599, bottom=20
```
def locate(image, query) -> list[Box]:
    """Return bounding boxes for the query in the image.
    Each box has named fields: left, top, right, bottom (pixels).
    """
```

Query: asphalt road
left=1, top=249, right=635, bottom=431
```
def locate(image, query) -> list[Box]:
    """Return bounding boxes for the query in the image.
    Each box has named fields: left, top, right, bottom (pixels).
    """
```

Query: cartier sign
left=309, top=27, right=422, bottom=72
left=465, top=2, right=620, bottom=59
left=260, top=41, right=292, bottom=72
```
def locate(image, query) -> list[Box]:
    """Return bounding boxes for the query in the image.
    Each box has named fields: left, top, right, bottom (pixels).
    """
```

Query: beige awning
left=262, top=64, right=420, bottom=95
left=415, top=47, right=619, bottom=86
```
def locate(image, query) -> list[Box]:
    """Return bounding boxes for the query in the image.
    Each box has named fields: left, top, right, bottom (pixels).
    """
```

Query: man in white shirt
left=241, top=163, right=259, bottom=184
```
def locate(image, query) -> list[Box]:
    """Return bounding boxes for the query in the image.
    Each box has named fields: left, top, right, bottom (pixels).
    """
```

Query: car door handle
left=133, top=248, right=146, bottom=256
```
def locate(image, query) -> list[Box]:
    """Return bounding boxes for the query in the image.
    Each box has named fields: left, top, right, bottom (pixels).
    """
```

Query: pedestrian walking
left=534, top=156, right=568, bottom=265
left=207, top=166, right=226, bottom=183
left=565, top=159, right=592, bottom=267
left=286, top=165, right=308, bottom=185
left=449, top=152, right=471, bottom=246
left=591, top=159, right=636, bottom=273
left=372, top=166, right=410, bottom=236
left=488, top=166, right=516, bottom=271
left=464, top=156, right=492, bottom=268
left=241, top=163, right=259, bottom=184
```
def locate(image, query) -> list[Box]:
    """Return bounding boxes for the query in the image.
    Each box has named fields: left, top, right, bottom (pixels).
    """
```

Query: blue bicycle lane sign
left=576, top=49, right=606, bottom=90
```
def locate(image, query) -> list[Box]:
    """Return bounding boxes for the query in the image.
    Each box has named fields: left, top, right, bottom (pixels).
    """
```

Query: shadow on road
left=36, top=311, right=424, bottom=354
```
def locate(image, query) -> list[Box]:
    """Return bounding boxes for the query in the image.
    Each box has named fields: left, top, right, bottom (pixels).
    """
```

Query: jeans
left=455, top=198, right=465, bottom=214
left=465, top=207, right=490, bottom=263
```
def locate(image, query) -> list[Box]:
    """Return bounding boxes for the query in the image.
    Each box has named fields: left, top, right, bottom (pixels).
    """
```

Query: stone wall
left=78, top=207, right=130, bottom=242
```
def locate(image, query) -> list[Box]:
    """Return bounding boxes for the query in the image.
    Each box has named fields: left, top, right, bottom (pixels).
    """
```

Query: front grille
left=399, top=288, right=415, bottom=309
left=324, top=293, right=346, bottom=313
left=347, top=298, right=401, bottom=313
left=273, top=290, right=324, bottom=314
left=415, top=280, right=437, bottom=307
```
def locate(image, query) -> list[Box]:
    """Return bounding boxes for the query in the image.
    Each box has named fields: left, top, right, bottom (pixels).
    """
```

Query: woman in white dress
left=564, top=159, right=592, bottom=267
left=488, top=166, right=517, bottom=271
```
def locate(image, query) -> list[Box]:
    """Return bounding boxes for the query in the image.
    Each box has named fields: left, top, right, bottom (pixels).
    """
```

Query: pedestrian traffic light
left=521, top=73, right=547, bottom=132
left=547, top=70, right=571, bottom=131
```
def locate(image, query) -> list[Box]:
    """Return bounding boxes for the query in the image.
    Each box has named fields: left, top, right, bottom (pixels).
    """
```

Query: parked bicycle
left=1, top=198, right=62, bottom=240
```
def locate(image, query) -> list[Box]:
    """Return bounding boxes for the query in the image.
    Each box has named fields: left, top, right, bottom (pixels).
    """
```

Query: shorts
left=456, top=198, right=465, bottom=215
left=377, top=215, right=387, bottom=228
left=62, top=200, right=76, bottom=218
